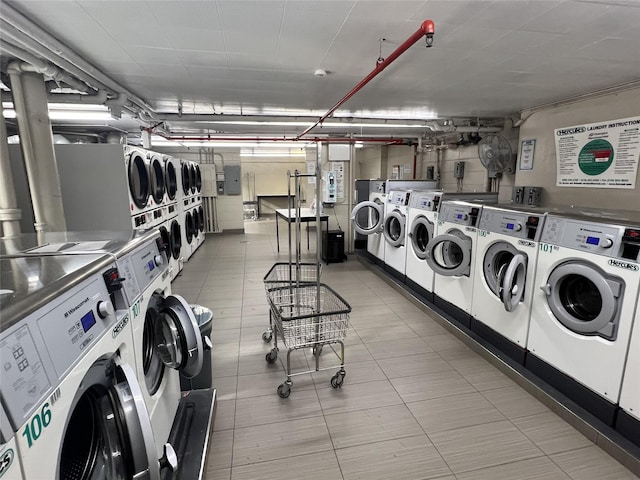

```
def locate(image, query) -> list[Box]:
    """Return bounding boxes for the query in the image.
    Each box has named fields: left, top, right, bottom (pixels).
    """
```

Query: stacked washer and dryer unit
left=178, top=159, right=205, bottom=261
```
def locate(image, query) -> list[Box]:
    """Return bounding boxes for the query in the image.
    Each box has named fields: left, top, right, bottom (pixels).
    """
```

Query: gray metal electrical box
left=223, top=165, right=241, bottom=195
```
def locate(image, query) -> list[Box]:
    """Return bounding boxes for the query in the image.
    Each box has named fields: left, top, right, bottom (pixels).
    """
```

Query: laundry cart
left=262, top=167, right=351, bottom=398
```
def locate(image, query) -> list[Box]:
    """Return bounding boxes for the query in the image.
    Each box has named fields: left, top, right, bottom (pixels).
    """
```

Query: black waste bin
left=180, top=305, right=213, bottom=390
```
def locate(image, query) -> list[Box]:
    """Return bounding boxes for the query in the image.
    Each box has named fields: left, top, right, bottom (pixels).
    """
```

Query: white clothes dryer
left=426, top=200, right=484, bottom=326
left=129, top=236, right=208, bottom=458
left=148, top=151, right=166, bottom=210
left=470, top=205, right=545, bottom=363
left=383, top=190, right=412, bottom=281
left=350, top=192, right=387, bottom=266
left=527, top=213, right=640, bottom=426
left=405, top=191, right=442, bottom=302
left=163, top=155, right=179, bottom=205
left=0, top=253, right=173, bottom=479
left=617, top=283, right=640, bottom=446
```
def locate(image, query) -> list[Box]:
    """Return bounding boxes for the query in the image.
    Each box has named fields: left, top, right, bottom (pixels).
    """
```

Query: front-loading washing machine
left=426, top=200, right=484, bottom=327
left=0, top=253, right=174, bottom=479
left=469, top=205, right=546, bottom=363
left=351, top=191, right=387, bottom=266
left=383, top=190, right=412, bottom=282
left=405, top=191, right=442, bottom=302
left=526, top=212, right=640, bottom=426
left=129, top=235, right=208, bottom=459
left=617, top=283, right=640, bottom=446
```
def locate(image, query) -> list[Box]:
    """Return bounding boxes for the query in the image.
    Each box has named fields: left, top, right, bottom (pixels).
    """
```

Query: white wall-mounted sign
left=555, top=116, right=640, bottom=189
left=519, top=139, right=536, bottom=170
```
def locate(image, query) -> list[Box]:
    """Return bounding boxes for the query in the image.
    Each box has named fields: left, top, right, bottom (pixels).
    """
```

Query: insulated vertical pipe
left=297, top=20, right=435, bottom=139
left=8, top=65, right=66, bottom=232
left=0, top=100, right=22, bottom=238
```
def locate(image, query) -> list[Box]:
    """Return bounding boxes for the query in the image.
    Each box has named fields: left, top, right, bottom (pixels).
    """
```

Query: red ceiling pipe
left=156, top=134, right=405, bottom=144
left=296, top=19, right=435, bottom=140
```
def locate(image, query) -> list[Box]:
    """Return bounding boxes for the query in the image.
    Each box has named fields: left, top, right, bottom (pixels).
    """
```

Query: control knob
left=154, top=254, right=164, bottom=266
left=601, top=237, right=614, bottom=249
left=514, top=223, right=523, bottom=232
left=97, top=301, right=114, bottom=319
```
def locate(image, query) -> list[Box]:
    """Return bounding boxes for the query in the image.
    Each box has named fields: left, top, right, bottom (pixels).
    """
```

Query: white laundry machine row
left=382, top=190, right=412, bottom=282
left=525, top=212, right=640, bottom=426
left=425, top=200, right=485, bottom=328
left=469, top=205, right=546, bottom=364
left=404, top=191, right=441, bottom=302
left=0, top=252, right=171, bottom=479
left=350, top=191, right=387, bottom=266
left=617, top=282, right=640, bottom=446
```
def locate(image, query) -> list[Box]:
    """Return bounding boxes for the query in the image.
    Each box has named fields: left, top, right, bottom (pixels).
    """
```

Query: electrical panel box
left=223, top=165, right=241, bottom=195
left=454, top=161, right=465, bottom=179
left=324, top=171, right=337, bottom=203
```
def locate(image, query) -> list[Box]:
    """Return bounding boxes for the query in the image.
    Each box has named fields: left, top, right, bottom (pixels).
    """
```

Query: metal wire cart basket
left=261, top=262, right=322, bottom=343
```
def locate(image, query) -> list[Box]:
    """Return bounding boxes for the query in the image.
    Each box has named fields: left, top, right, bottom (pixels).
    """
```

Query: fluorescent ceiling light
left=2, top=102, right=113, bottom=121
left=240, top=152, right=306, bottom=158
left=151, top=136, right=310, bottom=149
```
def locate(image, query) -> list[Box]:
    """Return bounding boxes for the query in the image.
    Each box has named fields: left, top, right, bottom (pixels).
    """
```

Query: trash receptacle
left=180, top=305, right=213, bottom=390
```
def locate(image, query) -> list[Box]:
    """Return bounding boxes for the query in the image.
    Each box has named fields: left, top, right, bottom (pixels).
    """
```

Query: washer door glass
left=195, top=165, right=202, bottom=192
left=128, top=151, right=149, bottom=209
left=542, top=261, right=623, bottom=340
left=425, top=229, right=472, bottom=277
left=185, top=212, right=194, bottom=244
left=165, top=160, right=177, bottom=200
left=181, top=163, right=191, bottom=195
left=383, top=210, right=406, bottom=247
left=189, top=165, right=197, bottom=193
left=149, top=156, right=165, bottom=204
left=351, top=200, right=384, bottom=236
left=483, top=242, right=520, bottom=297
left=169, top=220, right=182, bottom=259
left=153, top=294, right=204, bottom=378
left=59, top=362, right=159, bottom=480
left=409, top=216, right=434, bottom=259
left=198, top=206, right=205, bottom=232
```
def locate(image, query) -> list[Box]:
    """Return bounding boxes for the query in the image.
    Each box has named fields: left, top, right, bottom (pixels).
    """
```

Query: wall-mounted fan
left=478, top=134, right=514, bottom=178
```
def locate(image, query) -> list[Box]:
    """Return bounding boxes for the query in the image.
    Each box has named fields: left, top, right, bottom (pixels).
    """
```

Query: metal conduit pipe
left=0, top=100, right=22, bottom=238
left=0, top=42, right=92, bottom=93
left=8, top=64, right=66, bottom=233
left=156, top=134, right=405, bottom=144
left=2, top=5, right=157, bottom=118
left=297, top=20, right=435, bottom=139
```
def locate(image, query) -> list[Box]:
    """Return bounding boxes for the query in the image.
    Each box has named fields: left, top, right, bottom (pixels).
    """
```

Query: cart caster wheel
left=277, top=383, right=291, bottom=398
left=312, top=345, right=323, bottom=357
left=262, top=331, right=273, bottom=343
left=265, top=350, right=278, bottom=364
left=331, top=372, right=345, bottom=389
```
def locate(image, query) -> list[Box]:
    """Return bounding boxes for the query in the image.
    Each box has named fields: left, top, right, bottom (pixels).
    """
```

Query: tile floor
left=171, top=219, right=639, bottom=480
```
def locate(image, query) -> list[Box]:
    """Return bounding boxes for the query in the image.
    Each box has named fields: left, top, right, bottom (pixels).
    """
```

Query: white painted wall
left=516, top=86, right=640, bottom=209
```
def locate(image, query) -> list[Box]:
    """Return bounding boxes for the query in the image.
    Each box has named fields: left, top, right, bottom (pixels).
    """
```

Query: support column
left=8, top=65, right=66, bottom=232
left=0, top=100, right=22, bottom=238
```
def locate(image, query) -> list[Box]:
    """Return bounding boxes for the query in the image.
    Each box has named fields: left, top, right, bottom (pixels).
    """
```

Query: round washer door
left=351, top=200, right=384, bottom=236
left=541, top=261, right=623, bottom=340
left=425, top=229, right=472, bottom=277
left=483, top=242, right=521, bottom=297
left=409, top=215, right=434, bottom=259
left=195, top=164, right=202, bottom=192
left=185, top=211, right=194, bottom=244
left=165, top=160, right=177, bottom=200
left=169, top=219, right=182, bottom=260
left=152, top=294, right=204, bottom=378
left=500, top=253, right=528, bottom=312
left=189, top=165, right=197, bottom=194
left=383, top=210, right=406, bottom=247
left=128, top=151, right=150, bottom=209
left=158, top=226, right=171, bottom=258
left=149, top=156, right=165, bottom=204
left=197, top=206, right=205, bottom=232
left=59, top=361, right=159, bottom=480
left=181, top=163, right=191, bottom=195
